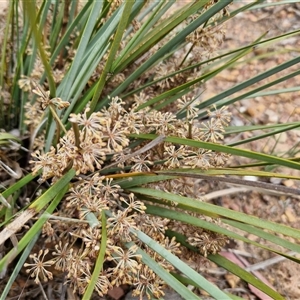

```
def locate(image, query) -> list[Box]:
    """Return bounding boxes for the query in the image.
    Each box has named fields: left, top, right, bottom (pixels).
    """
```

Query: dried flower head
left=107, top=244, right=142, bottom=275
left=177, top=95, right=200, bottom=120
left=18, top=75, right=32, bottom=92
left=24, top=249, right=54, bottom=283
left=188, top=231, right=229, bottom=257
left=108, top=209, right=138, bottom=242
left=132, top=265, right=165, bottom=299
left=207, top=105, right=232, bottom=126
left=51, top=241, right=72, bottom=271
left=200, top=118, right=225, bottom=143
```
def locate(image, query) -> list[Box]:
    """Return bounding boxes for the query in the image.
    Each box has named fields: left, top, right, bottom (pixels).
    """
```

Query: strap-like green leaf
left=128, top=229, right=231, bottom=299
left=130, top=133, right=300, bottom=170
left=129, top=187, right=300, bottom=240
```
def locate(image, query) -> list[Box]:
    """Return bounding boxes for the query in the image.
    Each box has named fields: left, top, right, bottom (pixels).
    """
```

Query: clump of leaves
left=1, top=1, right=300, bottom=300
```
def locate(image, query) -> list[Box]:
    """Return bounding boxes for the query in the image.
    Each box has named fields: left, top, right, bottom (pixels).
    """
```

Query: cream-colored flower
left=24, top=249, right=54, bottom=284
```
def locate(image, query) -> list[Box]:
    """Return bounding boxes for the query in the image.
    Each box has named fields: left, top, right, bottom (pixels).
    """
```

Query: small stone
left=246, top=107, right=256, bottom=117
left=281, top=214, right=287, bottom=223
left=270, top=177, right=282, bottom=185
left=225, top=273, right=241, bottom=288
left=246, top=103, right=265, bottom=118
left=285, top=206, right=297, bottom=223
left=265, top=109, right=279, bottom=123
left=108, top=286, right=126, bottom=300
left=243, top=176, right=258, bottom=182
left=282, top=179, right=294, bottom=187
left=281, top=18, right=291, bottom=28
left=278, top=132, right=287, bottom=143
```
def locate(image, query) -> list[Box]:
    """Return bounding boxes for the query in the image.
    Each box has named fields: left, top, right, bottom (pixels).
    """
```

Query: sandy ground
left=0, top=1, right=7, bottom=10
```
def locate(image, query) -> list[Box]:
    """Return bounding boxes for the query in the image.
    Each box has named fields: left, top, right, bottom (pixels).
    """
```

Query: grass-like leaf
left=128, top=230, right=232, bottom=299
left=0, top=183, right=69, bottom=274
left=130, top=133, right=300, bottom=170
left=129, top=187, right=300, bottom=241
left=0, top=169, right=75, bottom=245
left=145, top=204, right=300, bottom=259
left=83, top=211, right=107, bottom=299
left=0, top=232, right=40, bottom=300
left=167, top=230, right=285, bottom=300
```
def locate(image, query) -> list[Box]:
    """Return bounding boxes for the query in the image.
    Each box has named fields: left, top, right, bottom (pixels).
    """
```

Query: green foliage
left=0, top=0, right=299, bottom=299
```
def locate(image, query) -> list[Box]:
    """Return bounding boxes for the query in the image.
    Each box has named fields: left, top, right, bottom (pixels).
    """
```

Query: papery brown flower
left=24, top=249, right=54, bottom=283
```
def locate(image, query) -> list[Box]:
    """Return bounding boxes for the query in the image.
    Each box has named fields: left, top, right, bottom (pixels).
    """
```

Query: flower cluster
left=27, top=182, right=176, bottom=298
left=26, top=94, right=231, bottom=298
left=186, top=1, right=229, bottom=57
left=30, top=94, right=231, bottom=184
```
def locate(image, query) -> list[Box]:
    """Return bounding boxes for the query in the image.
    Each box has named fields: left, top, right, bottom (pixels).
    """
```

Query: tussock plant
left=1, top=1, right=300, bottom=299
